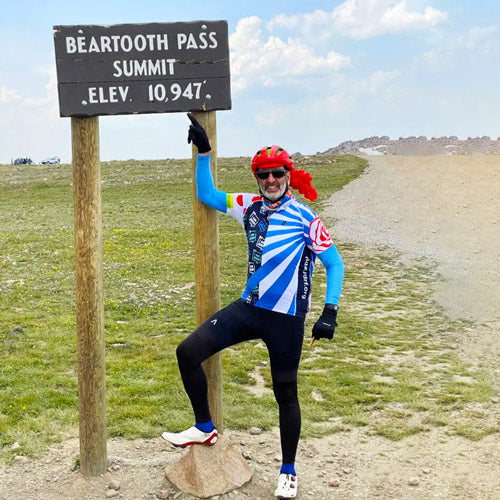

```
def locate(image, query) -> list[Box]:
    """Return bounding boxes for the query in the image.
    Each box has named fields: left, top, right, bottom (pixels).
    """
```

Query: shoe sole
left=162, top=433, right=218, bottom=448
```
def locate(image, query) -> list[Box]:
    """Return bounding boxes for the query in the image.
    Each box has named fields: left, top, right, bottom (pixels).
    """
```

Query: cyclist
left=162, top=113, right=344, bottom=499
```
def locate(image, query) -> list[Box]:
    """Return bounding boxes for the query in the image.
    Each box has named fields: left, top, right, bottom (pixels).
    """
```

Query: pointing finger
left=187, top=112, right=201, bottom=128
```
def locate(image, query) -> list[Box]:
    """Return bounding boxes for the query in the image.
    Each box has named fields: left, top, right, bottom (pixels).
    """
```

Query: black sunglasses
left=256, top=169, right=287, bottom=180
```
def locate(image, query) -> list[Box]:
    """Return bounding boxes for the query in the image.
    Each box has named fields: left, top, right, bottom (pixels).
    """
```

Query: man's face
left=256, top=167, right=290, bottom=202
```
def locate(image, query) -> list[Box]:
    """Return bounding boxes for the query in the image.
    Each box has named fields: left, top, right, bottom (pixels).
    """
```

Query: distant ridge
left=323, top=136, right=500, bottom=156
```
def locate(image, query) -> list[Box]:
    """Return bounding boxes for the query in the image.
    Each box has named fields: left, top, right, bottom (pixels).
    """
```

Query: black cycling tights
left=176, top=299, right=305, bottom=464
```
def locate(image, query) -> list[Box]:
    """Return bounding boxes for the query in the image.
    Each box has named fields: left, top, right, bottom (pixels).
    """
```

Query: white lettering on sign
left=65, top=34, right=169, bottom=54
left=88, top=86, right=130, bottom=104
left=147, top=81, right=204, bottom=102
left=54, top=22, right=231, bottom=115
left=112, top=58, right=176, bottom=78
left=176, top=32, right=218, bottom=50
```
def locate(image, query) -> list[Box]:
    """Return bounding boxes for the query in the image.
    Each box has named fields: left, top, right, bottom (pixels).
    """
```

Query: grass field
left=0, top=154, right=497, bottom=464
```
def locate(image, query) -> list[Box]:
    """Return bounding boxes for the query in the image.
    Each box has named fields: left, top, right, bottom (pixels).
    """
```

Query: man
left=162, top=114, right=344, bottom=499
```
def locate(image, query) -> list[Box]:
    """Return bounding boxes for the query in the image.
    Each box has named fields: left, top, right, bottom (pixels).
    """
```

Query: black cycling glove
left=312, top=304, right=338, bottom=341
left=187, top=112, right=211, bottom=153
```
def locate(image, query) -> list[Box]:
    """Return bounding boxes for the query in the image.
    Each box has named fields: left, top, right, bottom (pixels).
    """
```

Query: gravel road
left=325, top=155, right=500, bottom=325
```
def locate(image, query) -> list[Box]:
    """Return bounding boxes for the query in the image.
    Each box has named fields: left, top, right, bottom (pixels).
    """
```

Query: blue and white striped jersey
left=227, top=191, right=334, bottom=317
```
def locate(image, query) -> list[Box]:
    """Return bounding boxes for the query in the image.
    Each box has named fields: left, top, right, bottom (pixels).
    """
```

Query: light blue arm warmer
left=195, top=154, right=227, bottom=213
left=317, top=245, right=344, bottom=305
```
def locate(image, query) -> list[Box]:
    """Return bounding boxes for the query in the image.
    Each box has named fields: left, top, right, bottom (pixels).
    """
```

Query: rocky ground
left=324, top=136, right=500, bottom=156
left=1, top=155, right=499, bottom=499
left=1, top=426, right=499, bottom=500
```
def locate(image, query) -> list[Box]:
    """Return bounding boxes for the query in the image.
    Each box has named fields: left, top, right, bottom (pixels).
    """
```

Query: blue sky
left=1, top=0, right=499, bottom=163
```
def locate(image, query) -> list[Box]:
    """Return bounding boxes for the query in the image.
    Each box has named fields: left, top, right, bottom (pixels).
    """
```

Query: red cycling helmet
left=251, top=145, right=318, bottom=201
left=251, top=145, right=294, bottom=172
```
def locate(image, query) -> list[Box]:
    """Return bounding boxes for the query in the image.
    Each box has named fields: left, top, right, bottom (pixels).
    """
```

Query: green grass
left=0, top=154, right=498, bottom=464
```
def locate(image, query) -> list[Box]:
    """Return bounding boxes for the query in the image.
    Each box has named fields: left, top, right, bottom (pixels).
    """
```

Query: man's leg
left=272, top=376, right=301, bottom=498
left=264, top=314, right=304, bottom=467
left=163, top=300, right=257, bottom=446
left=175, top=327, right=216, bottom=424
left=261, top=312, right=304, bottom=498
left=273, top=379, right=301, bottom=465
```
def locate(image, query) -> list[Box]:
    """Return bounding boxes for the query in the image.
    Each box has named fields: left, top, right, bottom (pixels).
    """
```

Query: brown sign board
left=53, top=21, right=231, bottom=117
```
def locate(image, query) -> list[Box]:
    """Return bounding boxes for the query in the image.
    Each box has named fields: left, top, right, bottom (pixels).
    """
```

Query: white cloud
left=459, top=26, right=498, bottom=53
left=421, top=24, right=498, bottom=70
left=254, top=106, right=289, bottom=125
left=374, top=1, right=447, bottom=36
left=267, top=9, right=332, bottom=42
left=268, top=0, right=447, bottom=40
left=0, top=85, right=24, bottom=103
left=324, top=94, right=344, bottom=112
left=0, top=65, right=57, bottom=107
left=368, top=70, right=400, bottom=96
left=319, top=69, right=400, bottom=119
left=229, top=16, right=350, bottom=92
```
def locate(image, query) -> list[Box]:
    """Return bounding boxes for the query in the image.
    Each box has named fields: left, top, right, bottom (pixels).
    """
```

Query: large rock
left=164, top=435, right=253, bottom=498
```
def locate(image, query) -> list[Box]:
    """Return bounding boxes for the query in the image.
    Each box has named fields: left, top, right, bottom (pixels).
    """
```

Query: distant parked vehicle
left=12, top=157, right=33, bottom=165
left=41, top=156, right=61, bottom=165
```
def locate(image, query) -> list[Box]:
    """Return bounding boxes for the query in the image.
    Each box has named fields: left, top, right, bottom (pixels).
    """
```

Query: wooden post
left=71, top=116, right=107, bottom=476
left=191, top=111, right=223, bottom=432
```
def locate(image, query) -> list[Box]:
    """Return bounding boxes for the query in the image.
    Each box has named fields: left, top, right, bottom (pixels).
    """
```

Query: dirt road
left=325, top=155, right=500, bottom=379
left=325, top=155, right=500, bottom=324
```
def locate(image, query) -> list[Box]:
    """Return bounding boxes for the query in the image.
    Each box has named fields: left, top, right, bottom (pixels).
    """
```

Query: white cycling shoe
left=274, top=473, right=298, bottom=498
left=161, top=425, right=218, bottom=448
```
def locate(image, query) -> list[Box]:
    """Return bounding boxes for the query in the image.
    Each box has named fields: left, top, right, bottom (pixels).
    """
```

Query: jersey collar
left=263, top=189, right=294, bottom=210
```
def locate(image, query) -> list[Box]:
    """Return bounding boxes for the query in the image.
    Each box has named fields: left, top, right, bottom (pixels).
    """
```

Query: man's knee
left=176, top=340, right=191, bottom=366
left=273, top=379, right=298, bottom=406
left=176, top=336, right=202, bottom=368
left=176, top=330, right=214, bottom=368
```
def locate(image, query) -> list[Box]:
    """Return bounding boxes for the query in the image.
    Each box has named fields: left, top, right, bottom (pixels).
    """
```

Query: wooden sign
left=53, top=21, right=231, bottom=117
